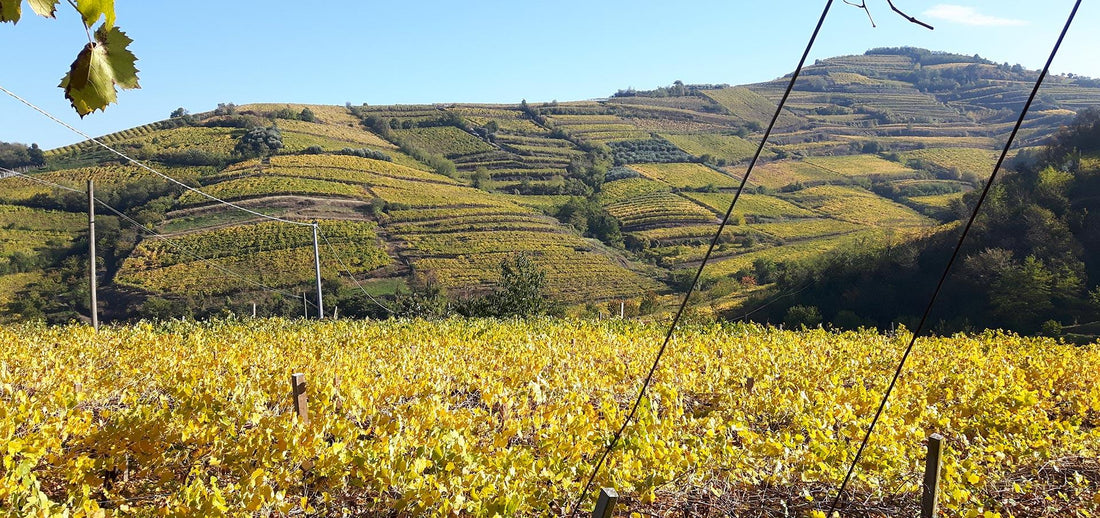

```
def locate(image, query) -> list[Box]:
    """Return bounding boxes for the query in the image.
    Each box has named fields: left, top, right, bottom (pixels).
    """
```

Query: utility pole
left=88, top=180, right=98, bottom=331
left=312, top=222, right=324, bottom=319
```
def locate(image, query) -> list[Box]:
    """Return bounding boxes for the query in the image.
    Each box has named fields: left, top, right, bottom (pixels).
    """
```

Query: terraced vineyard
left=117, top=220, right=390, bottom=295
left=3, top=47, right=1098, bottom=322
left=782, top=185, right=936, bottom=228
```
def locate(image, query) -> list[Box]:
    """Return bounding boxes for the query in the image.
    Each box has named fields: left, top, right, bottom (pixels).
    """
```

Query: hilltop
left=2, top=47, right=1099, bottom=323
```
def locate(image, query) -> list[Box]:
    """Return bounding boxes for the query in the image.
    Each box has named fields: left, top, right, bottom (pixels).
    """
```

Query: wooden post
left=252, top=302, right=257, bottom=318
left=88, top=180, right=98, bottom=331
left=591, top=488, right=617, bottom=518
left=333, top=305, right=338, bottom=319
left=619, top=301, right=624, bottom=319
left=922, top=433, right=944, bottom=518
left=302, top=292, right=307, bottom=319
left=290, top=373, right=309, bottom=425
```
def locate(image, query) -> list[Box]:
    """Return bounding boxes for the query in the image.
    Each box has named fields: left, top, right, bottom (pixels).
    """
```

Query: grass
left=703, top=87, right=802, bottom=127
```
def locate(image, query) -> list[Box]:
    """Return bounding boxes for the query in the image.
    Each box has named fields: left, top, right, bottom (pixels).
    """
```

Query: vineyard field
left=3, top=320, right=1097, bottom=516
left=629, top=163, right=740, bottom=190
left=781, top=185, right=936, bottom=228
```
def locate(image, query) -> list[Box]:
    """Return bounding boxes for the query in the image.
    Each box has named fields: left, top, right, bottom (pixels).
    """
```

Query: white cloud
left=923, top=4, right=1029, bottom=27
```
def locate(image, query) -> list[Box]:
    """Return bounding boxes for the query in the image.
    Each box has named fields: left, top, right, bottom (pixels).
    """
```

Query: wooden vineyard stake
left=591, top=487, right=617, bottom=518
left=291, top=373, right=309, bottom=425
left=922, top=433, right=944, bottom=518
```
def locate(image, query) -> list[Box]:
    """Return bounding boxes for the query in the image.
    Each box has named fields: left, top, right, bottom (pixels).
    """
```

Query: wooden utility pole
left=312, top=222, right=324, bottom=319
left=88, top=180, right=98, bottom=331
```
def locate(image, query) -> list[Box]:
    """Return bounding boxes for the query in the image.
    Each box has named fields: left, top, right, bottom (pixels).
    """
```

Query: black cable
left=827, top=1, right=1082, bottom=513
left=567, top=2, right=836, bottom=514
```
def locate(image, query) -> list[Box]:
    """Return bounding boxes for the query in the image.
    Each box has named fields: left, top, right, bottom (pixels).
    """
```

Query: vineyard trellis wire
left=827, top=0, right=1083, bottom=513
left=569, top=1, right=838, bottom=513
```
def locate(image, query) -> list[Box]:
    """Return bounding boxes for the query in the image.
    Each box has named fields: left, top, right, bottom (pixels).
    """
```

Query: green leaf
left=75, top=0, right=113, bottom=28
left=0, top=0, right=22, bottom=24
left=59, top=25, right=139, bottom=117
left=98, top=24, right=138, bottom=88
left=28, top=0, right=59, bottom=17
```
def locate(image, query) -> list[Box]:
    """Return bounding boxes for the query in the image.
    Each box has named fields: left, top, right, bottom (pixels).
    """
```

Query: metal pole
left=312, top=222, right=324, bottom=319
left=302, top=292, right=307, bottom=318
left=88, top=180, right=98, bottom=331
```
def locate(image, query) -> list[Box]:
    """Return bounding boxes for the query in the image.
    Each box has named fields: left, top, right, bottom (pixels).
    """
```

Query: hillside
left=2, top=47, right=1100, bottom=323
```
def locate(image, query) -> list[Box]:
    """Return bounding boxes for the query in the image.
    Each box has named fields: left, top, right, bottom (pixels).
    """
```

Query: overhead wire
left=0, top=168, right=319, bottom=310
left=567, top=1, right=836, bottom=514
left=826, top=0, right=1082, bottom=513
left=317, top=228, right=394, bottom=315
left=0, top=84, right=312, bottom=228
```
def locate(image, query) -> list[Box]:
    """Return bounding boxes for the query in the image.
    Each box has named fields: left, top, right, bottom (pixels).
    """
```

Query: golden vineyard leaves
left=0, top=319, right=1098, bottom=516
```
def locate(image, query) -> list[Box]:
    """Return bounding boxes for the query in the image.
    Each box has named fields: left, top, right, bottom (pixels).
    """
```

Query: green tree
left=235, top=125, right=283, bottom=158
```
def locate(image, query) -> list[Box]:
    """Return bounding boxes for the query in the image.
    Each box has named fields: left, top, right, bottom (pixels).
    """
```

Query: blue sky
left=1, top=0, right=1095, bottom=149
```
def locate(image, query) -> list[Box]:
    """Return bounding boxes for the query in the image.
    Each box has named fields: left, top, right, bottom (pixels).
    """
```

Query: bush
left=784, top=305, right=822, bottom=329
left=335, top=148, right=392, bottom=161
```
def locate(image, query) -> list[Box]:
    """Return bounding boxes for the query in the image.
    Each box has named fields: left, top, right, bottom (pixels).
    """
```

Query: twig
left=844, top=0, right=876, bottom=27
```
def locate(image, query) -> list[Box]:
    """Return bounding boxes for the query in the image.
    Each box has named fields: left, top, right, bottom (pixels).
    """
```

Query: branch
left=845, top=0, right=934, bottom=30
left=886, top=0, right=934, bottom=30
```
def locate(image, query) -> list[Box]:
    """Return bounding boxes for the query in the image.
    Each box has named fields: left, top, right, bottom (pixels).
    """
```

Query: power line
left=0, top=168, right=318, bottom=309
left=826, top=1, right=1082, bottom=513
left=317, top=228, right=394, bottom=316
left=0, top=84, right=312, bottom=228
left=567, top=1, right=836, bottom=514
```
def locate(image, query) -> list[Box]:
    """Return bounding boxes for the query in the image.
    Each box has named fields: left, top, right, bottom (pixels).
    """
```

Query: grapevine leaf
left=0, top=0, right=21, bottom=24
left=59, top=26, right=139, bottom=117
left=98, top=25, right=138, bottom=89
left=75, top=0, right=113, bottom=28
left=28, top=0, right=59, bottom=17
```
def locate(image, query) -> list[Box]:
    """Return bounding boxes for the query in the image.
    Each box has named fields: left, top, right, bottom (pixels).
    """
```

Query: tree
left=299, top=107, right=317, bottom=123
left=235, top=125, right=283, bottom=158
left=0, top=141, right=45, bottom=168
left=2, top=0, right=139, bottom=116
left=475, top=254, right=551, bottom=318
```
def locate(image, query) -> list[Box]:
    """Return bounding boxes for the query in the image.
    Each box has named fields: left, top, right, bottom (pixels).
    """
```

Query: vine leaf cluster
left=1, top=0, right=139, bottom=117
